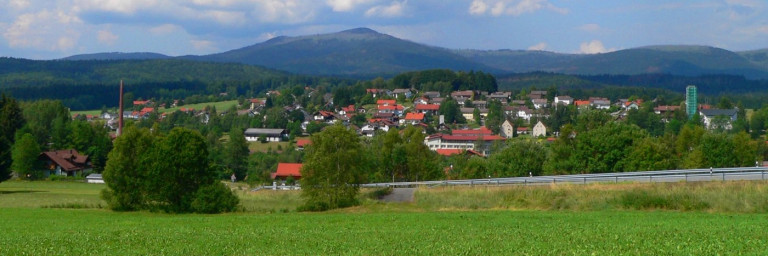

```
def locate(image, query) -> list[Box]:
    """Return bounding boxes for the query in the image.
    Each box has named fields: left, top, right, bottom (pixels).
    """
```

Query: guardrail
left=360, top=167, right=768, bottom=188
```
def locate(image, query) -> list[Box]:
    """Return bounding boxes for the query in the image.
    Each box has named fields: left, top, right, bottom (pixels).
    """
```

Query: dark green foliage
left=300, top=124, right=367, bottom=211
left=488, top=140, right=547, bottom=177
left=102, top=127, right=238, bottom=213
left=571, top=122, right=648, bottom=173
left=392, top=69, right=498, bottom=92
left=20, top=100, right=70, bottom=148
left=102, top=126, right=154, bottom=211
left=0, top=94, right=24, bottom=182
left=11, top=133, right=41, bottom=180
left=191, top=182, right=240, bottom=214
left=438, top=98, right=465, bottom=124
left=224, top=128, right=250, bottom=180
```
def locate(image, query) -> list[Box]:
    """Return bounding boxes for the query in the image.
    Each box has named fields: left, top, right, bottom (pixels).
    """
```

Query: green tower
left=685, top=85, right=697, bottom=119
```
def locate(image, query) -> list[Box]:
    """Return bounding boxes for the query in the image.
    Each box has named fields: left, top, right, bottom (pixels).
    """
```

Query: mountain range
left=61, top=28, right=768, bottom=79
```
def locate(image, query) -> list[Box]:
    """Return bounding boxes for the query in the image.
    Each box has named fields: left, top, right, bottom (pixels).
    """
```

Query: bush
left=191, top=182, right=240, bottom=214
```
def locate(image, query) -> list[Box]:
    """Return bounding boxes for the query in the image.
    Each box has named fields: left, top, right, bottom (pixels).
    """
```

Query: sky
left=1, top=0, right=767, bottom=59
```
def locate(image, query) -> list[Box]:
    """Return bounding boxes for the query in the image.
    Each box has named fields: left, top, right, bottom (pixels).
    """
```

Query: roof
left=700, top=109, right=738, bottom=117
left=436, top=149, right=462, bottom=156
left=296, top=139, right=312, bottom=148
left=431, top=133, right=505, bottom=142
left=40, top=149, right=90, bottom=172
left=654, top=105, right=681, bottom=112
left=245, top=128, right=286, bottom=137
left=405, top=112, right=425, bottom=120
left=392, top=89, right=411, bottom=93
left=415, top=104, right=440, bottom=111
left=452, top=126, right=493, bottom=136
left=377, top=99, right=396, bottom=105
left=271, top=163, right=303, bottom=179
left=574, top=100, right=590, bottom=106
left=378, top=105, right=404, bottom=111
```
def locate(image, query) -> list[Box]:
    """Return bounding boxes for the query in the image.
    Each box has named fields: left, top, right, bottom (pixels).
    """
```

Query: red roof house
left=271, top=163, right=303, bottom=180
left=39, top=149, right=91, bottom=177
left=296, top=139, right=312, bottom=150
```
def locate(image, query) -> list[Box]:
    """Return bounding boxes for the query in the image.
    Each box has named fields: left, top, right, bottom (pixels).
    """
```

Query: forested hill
left=61, top=28, right=768, bottom=79
left=185, top=28, right=495, bottom=77
left=0, top=58, right=287, bottom=86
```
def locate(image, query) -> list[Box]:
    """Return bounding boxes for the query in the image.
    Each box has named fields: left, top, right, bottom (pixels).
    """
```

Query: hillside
left=740, top=48, right=768, bottom=69
left=57, top=28, right=768, bottom=79
left=62, top=52, right=170, bottom=61
left=190, top=28, right=494, bottom=77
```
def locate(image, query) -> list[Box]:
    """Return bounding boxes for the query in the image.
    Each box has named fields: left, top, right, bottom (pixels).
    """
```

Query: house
left=271, top=163, right=302, bottom=180
left=699, top=109, right=738, bottom=130
left=415, top=104, right=440, bottom=114
left=133, top=100, right=151, bottom=106
left=413, top=97, right=429, bottom=105
left=516, top=107, right=533, bottom=121
left=451, top=90, right=474, bottom=103
left=517, top=126, right=529, bottom=135
left=313, top=111, right=336, bottom=123
left=423, top=91, right=441, bottom=99
left=532, top=121, right=547, bottom=137
left=249, top=99, right=265, bottom=110
left=403, top=112, right=425, bottom=125
left=472, top=101, right=487, bottom=109
left=430, top=97, right=446, bottom=104
left=366, top=88, right=391, bottom=98
left=39, top=149, right=91, bottom=177
left=532, top=99, right=548, bottom=109
left=360, top=122, right=394, bottom=137
left=589, top=97, right=611, bottom=110
left=511, top=100, right=527, bottom=106
left=376, top=99, right=396, bottom=106
left=244, top=128, right=288, bottom=142
left=378, top=104, right=404, bottom=116
left=554, top=96, right=573, bottom=106
left=100, top=112, right=115, bottom=120
left=392, top=88, right=413, bottom=99
left=339, top=105, right=356, bottom=115
left=574, top=100, right=590, bottom=109
left=296, top=139, right=312, bottom=150
left=500, top=120, right=515, bottom=138
left=488, top=92, right=511, bottom=103
left=452, top=126, right=493, bottom=137
left=425, top=133, right=505, bottom=156
left=529, top=91, right=547, bottom=99
left=435, top=149, right=485, bottom=157
left=654, top=105, right=681, bottom=115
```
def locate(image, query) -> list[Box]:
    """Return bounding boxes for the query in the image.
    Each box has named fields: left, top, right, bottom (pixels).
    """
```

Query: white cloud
left=73, top=0, right=161, bottom=15
left=365, top=1, right=407, bottom=17
left=527, top=42, right=547, bottom=51
left=254, top=0, right=317, bottom=23
left=326, top=0, right=374, bottom=12
left=190, top=39, right=217, bottom=52
left=468, top=0, right=568, bottom=16
left=469, top=0, right=488, bottom=15
left=150, top=24, right=181, bottom=35
left=579, top=40, right=615, bottom=54
left=579, top=23, right=600, bottom=33
left=97, top=29, right=118, bottom=45
left=3, top=10, right=82, bottom=51
left=9, top=0, right=30, bottom=9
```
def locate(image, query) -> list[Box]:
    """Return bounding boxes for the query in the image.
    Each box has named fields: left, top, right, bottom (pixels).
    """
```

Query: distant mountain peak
left=341, top=27, right=380, bottom=34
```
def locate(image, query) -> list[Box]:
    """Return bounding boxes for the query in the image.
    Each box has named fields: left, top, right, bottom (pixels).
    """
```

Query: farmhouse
left=244, top=128, right=288, bottom=142
left=39, top=149, right=91, bottom=177
left=271, top=163, right=303, bottom=180
left=699, top=109, right=738, bottom=130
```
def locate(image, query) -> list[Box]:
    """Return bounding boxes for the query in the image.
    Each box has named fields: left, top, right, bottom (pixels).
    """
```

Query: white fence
left=360, top=167, right=768, bottom=188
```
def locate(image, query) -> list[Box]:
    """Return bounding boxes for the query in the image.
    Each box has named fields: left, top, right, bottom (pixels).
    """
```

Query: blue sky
left=1, top=0, right=767, bottom=59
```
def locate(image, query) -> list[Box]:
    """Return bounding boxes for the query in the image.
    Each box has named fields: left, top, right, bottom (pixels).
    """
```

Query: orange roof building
left=271, top=163, right=303, bottom=180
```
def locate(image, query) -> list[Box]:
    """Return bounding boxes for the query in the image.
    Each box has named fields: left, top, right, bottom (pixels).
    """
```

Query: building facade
left=686, top=85, right=697, bottom=119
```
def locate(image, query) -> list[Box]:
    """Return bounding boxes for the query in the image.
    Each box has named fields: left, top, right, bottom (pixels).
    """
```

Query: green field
left=71, top=100, right=240, bottom=116
left=2, top=181, right=768, bottom=254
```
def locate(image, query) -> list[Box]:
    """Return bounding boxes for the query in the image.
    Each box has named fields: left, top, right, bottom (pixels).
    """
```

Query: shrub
left=191, top=182, right=240, bottom=214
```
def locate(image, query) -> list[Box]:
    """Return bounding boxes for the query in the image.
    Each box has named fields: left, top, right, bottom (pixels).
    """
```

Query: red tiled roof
left=40, top=149, right=89, bottom=172
left=574, top=100, right=590, bottom=106
left=452, top=126, right=493, bottom=136
left=296, top=139, right=311, bottom=148
left=378, top=105, right=404, bottom=111
left=405, top=112, right=425, bottom=120
left=133, top=100, right=150, bottom=106
left=436, top=149, right=462, bottom=156
left=377, top=99, right=396, bottom=105
left=341, top=105, right=356, bottom=112
left=415, top=104, right=440, bottom=111
left=432, top=133, right=505, bottom=141
left=271, top=163, right=303, bottom=180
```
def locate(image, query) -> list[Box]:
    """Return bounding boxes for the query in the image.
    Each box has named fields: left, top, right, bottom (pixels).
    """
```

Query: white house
left=500, top=120, right=515, bottom=138
left=554, top=96, right=573, bottom=106
left=699, top=109, right=738, bottom=130
left=532, top=121, right=547, bottom=137
left=244, top=128, right=288, bottom=142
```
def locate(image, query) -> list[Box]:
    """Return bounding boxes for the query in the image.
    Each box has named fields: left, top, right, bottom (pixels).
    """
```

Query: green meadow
left=2, top=180, right=768, bottom=255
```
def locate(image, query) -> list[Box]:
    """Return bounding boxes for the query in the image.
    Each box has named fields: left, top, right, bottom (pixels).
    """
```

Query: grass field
left=248, top=141, right=291, bottom=153
left=3, top=180, right=768, bottom=254
left=70, top=100, right=240, bottom=116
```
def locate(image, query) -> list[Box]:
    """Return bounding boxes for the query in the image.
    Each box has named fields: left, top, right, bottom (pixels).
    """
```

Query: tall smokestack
left=117, top=80, right=124, bottom=136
